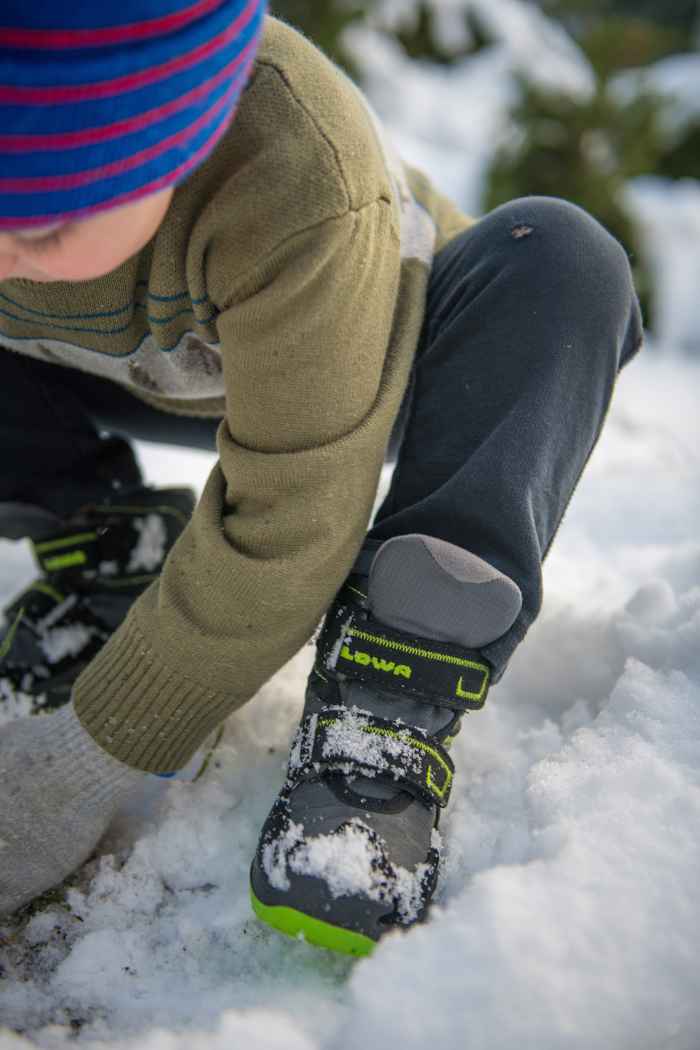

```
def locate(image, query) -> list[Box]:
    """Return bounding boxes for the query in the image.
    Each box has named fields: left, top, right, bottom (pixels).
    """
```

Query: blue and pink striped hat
left=0, top=0, right=267, bottom=230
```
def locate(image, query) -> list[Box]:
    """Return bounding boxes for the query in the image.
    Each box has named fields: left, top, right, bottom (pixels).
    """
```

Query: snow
left=38, top=622, right=96, bottom=665
left=627, top=178, right=700, bottom=355
left=126, top=515, right=167, bottom=575
left=1, top=350, right=698, bottom=1050
left=0, top=686, right=34, bottom=727
left=34, top=596, right=98, bottom=666
left=614, top=53, right=700, bottom=136
left=318, top=707, right=422, bottom=777
left=284, top=818, right=432, bottom=924
left=349, top=0, right=594, bottom=211
left=2, top=2, right=700, bottom=1046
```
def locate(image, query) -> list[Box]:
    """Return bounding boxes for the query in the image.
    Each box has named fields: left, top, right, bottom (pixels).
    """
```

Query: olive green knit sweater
left=0, top=17, right=472, bottom=771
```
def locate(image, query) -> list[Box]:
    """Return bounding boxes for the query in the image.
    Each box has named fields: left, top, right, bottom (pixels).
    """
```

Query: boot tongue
left=338, top=534, right=522, bottom=799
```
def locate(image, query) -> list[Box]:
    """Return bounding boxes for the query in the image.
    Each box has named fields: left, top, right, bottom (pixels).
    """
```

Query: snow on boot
left=0, top=486, right=195, bottom=723
left=250, top=534, right=523, bottom=956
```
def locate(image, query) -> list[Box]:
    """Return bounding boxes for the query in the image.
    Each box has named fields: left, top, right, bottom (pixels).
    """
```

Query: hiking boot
left=0, top=486, right=195, bottom=721
left=250, top=534, right=523, bottom=956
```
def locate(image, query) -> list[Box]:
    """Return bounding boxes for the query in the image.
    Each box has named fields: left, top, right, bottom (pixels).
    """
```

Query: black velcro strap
left=32, top=530, right=101, bottom=576
left=316, top=599, right=491, bottom=712
left=31, top=509, right=170, bottom=586
left=288, top=707, right=455, bottom=808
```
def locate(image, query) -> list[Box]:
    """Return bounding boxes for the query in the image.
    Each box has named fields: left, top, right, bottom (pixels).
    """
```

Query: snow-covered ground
left=1, top=349, right=698, bottom=1050
left=2, top=2, right=700, bottom=1047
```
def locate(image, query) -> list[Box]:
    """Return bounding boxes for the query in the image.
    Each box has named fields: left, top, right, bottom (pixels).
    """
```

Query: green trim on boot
left=249, top=885, right=376, bottom=957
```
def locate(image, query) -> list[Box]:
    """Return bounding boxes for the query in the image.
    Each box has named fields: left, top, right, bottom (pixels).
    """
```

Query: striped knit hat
left=0, top=0, right=267, bottom=231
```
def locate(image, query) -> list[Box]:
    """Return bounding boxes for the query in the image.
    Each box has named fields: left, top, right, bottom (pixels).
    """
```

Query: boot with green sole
left=0, top=486, right=195, bottom=722
left=250, top=533, right=523, bottom=955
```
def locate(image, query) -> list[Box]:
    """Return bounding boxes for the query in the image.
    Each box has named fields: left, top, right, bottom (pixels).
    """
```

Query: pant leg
left=368, top=196, right=644, bottom=681
left=0, top=350, right=219, bottom=527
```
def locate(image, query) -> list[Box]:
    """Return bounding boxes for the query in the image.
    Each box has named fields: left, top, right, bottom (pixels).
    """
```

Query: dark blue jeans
left=0, top=197, right=643, bottom=680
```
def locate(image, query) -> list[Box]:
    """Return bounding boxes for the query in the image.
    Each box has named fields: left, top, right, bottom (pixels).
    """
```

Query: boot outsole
left=249, top=885, right=376, bottom=957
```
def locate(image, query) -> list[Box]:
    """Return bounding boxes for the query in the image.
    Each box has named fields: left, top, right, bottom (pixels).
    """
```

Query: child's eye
left=16, top=226, right=69, bottom=254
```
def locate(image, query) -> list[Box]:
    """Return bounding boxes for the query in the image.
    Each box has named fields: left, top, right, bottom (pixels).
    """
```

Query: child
left=0, top=2, right=642, bottom=955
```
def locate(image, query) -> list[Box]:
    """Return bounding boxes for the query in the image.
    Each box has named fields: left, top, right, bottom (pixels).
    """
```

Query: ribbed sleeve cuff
left=73, top=614, right=238, bottom=773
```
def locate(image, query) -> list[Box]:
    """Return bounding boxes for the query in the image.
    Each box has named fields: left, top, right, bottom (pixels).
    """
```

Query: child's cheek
left=46, top=242, right=134, bottom=283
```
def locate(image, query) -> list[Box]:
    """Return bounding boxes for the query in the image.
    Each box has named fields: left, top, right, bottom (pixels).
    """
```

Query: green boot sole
left=249, top=885, right=376, bottom=957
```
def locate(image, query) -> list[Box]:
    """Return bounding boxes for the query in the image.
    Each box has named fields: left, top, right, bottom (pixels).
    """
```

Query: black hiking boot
left=250, top=534, right=523, bottom=956
left=0, top=486, right=195, bottom=721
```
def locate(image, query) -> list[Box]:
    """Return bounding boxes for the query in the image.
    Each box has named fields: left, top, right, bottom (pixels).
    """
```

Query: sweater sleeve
left=73, top=200, right=414, bottom=773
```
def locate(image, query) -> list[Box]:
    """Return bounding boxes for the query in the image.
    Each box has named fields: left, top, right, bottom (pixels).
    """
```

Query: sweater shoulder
left=168, top=17, right=397, bottom=309
left=254, top=18, right=393, bottom=214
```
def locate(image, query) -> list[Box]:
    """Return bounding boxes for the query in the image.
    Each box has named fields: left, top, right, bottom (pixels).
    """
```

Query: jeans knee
left=486, top=196, right=634, bottom=305
left=430, top=196, right=643, bottom=368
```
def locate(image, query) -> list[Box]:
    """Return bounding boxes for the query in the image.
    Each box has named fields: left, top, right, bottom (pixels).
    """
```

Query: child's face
left=0, top=187, right=174, bottom=284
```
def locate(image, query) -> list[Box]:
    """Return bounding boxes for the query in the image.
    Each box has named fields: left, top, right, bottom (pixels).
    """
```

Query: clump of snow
left=285, top=818, right=433, bottom=925
left=98, top=560, right=119, bottom=578
left=319, top=707, right=422, bottom=780
left=0, top=683, right=35, bottom=727
left=127, top=515, right=167, bottom=574
left=287, top=706, right=425, bottom=786
left=261, top=818, right=305, bottom=892
left=0, top=592, right=100, bottom=669
left=38, top=623, right=97, bottom=665
left=260, top=809, right=436, bottom=926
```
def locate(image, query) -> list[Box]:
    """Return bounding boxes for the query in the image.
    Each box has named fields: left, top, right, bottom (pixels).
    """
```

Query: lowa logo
left=340, top=644, right=412, bottom=678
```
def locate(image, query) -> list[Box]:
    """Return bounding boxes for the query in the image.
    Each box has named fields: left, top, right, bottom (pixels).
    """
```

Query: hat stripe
left=0, top=0, right=258, bottom=106
left=0, top=39, right=255, bottom=154
left=0, top=97, right=237, bottom=231
left=0, top=72, right=246, bottom=194
left=0, top=0, right=231, bottom=50
left=0, top=79, right=242, bottom=194
left=0, top=0, right=267, bottom=229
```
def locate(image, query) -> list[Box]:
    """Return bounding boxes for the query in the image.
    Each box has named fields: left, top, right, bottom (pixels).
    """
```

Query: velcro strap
left=288, top=707, right=455, bottom=808
left=31, top=510, right=169, bottom=586
left=316, top=599, right=491, bottom=712
left=32, top=531, right=101, bottom=576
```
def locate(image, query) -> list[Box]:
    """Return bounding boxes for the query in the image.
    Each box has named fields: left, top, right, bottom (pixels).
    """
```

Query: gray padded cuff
left=368, top=534, right=522, bottom=649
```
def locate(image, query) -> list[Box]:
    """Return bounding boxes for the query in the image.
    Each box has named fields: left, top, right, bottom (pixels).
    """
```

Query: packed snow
left=2, top=0, right=700, bottom=1047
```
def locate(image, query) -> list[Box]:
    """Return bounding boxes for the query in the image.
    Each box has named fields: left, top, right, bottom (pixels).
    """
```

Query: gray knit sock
left=0, top=704, right=147, bottom=916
